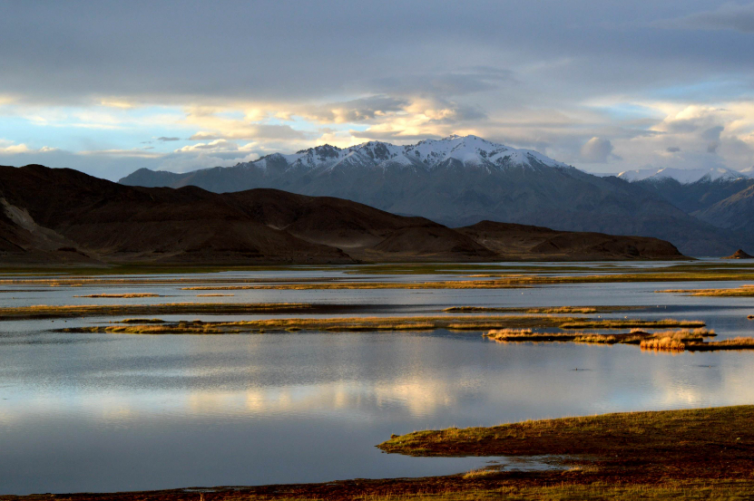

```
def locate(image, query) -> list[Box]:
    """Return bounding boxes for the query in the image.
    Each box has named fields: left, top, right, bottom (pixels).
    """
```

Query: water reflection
left=1, top=266, right=754, bottom=494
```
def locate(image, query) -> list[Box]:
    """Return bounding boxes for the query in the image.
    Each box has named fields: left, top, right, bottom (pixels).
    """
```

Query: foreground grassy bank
left=4, top=406, right=754, bottom=500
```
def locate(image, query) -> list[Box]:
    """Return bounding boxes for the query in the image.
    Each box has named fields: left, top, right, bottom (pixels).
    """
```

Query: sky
left=1, top=0, right=754, bottom=180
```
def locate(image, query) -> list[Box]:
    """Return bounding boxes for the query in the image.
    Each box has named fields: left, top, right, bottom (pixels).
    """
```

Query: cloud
left=184, top=114, right=308, bottom=141
left=78, top=148, right=163, bottom=158
left=0, top=139, right=56, bottom=155
left=659, top=2, right=754, bottom=33
left=580, top=137, right=615, bottom=163
left=3, top=2, right=754, bottom=177
left=299, top=96, right=409, bottom=124
left=666, top=146, right=681, bottom=153
left=0, top=141, right=30, bottom=155
left=176, top=139, right=241, bottom=153
left=189, top=133, right=221, bottom=141
left=363, top=67, right=515, bottom=98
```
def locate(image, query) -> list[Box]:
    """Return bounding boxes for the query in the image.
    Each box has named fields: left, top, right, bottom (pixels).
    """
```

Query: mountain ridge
left=0, top=164, right=685, bottom=265
left=617, top=166, right=749, bottom=184
left=120, top=135, right=744, bottom=256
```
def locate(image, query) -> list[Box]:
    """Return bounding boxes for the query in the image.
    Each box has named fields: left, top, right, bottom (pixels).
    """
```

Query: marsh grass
left=16, top=479, right=754, bottom=500
left=0, top=302, right=315, bottom=320
left=339, top=481, right=754, bottom=501
left=61, top=314, right=719, bottom=338
left=181, top=281, right=530, bottom=291
left=484, top=327, right=733, bottom=352
left=486, top=329, right=651, bottom=345
left=73, top=293, right=162, bottom=298
left=686, top=337, right=754, bottom=351
left=560, top=319, right=705, bottom=329
left=65, top=315, right=586, bottom=335
left=116, top=318, right=165, bottom=324
left=485, top=329, right=578, bottom=342
left=179, top=271, right=754, bottom=291
left=443, top=306, right=642, bottom=314
left=659, top=285, right=754, bottom=297
left=377, top=405, right=754, bottom=459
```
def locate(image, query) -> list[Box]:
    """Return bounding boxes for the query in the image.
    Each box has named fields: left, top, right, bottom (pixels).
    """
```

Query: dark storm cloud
left=2, top=0, right=753, bottom=105
left=364, top=67, right=515, bottom=97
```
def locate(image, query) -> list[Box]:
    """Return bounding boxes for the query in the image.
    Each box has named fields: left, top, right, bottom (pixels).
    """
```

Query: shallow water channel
left=1, top=262, right=754, bottom=494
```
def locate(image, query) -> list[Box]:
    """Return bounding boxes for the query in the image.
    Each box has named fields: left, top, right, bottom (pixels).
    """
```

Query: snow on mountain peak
left=618, top=166, right=749, bottom=184
left=253, top=135, right=567, bottom=172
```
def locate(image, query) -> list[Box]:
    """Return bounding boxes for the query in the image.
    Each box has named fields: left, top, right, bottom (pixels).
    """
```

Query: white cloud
left=176, top=139, right=239, bottom=153
left=78, top=148, right=163, bottom=158
left=580, top=137, right=615, bottom=163
left=0, top=139, right=56, bottom=155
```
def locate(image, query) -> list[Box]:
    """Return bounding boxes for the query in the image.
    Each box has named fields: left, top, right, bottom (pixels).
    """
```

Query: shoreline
left=3, top=405, right=753, bottom=500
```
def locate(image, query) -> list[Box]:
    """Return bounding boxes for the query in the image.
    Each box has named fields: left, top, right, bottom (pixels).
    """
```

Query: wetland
left=3, top=259, right=754, bottom=498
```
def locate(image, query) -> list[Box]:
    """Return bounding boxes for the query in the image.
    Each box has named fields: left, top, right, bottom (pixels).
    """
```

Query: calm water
left=1, top=262, right=754, bottom=494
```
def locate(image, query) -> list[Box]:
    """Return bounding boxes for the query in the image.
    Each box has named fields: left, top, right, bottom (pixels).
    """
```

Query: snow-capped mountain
left=120, top=135, right=745, bottom=256
left=252, top=135, right=568, bottom=173
left=618, top=166, right=749, bottom=184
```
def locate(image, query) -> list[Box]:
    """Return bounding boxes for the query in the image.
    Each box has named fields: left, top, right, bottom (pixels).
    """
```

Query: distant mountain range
left=616, top=166, right=750, bottom=184
left=120, top=135, right=753, bottom=256
left=0, top=164, right=683, bottom=265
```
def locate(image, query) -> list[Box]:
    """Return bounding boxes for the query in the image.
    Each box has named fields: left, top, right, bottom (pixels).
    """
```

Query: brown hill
left=0, top=165, right=351, bottom=265
left=457, top=220, right=684, bottom=261
left=0, top=165, right=686, bottom=266
left=722, top=249, right=754, bottom=259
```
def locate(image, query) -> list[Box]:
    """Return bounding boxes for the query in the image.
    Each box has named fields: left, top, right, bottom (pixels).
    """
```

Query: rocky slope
left=632, top=177, right=754, bottom=214
left=694, top=184, right=754, bottom=234
left=0, top=164, right=684, bottom=265
left=120, top=135, right=738, bottom=256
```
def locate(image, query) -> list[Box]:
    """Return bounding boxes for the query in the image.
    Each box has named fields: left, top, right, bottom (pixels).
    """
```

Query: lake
left=1, top=261, right=754, bottom=494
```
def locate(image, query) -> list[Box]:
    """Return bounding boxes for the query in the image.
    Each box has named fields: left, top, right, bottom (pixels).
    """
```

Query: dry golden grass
left=687, top=336, right=754, bottom=351
left=117, top=318, right=165, bottom=324
left=93, top=321, right=227, bottom=335
left=560, top=319, right=705, bottom=329
left=573, top=334, right=620, bottom=344
left=483, top=326, right=727, bottom=351
left=486, top=329, right=655, bottom=345
left=182, top=281, right=530, bottom=291
left=0, top=302, right=314, bottom=320
left=67, top=315, right=585, bottom=335
left=73, top=293, right=162, bottom=298
left=196, top=293, right=234, bottom=297
left=484, top=329, right=580, bottom=342
left=641, top=328, right=717, bottom=351
left=378, top=405, right=754, bottom=458
left=640, top=337, right=687, bottom=351
left=8, top=479, right=754, bottom=500
left=460, top=468, right=499, bottom=480
left=446, top=306, right=597, bottom=314
left=658, top=285, right=754, bottom=297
